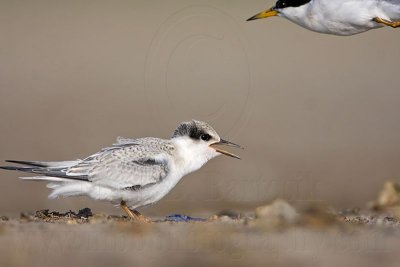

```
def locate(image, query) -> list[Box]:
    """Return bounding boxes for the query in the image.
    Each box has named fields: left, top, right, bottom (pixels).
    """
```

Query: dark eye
left=201, top=134, right=211, bottom=141
left=276, top=0, right=287, bottom=8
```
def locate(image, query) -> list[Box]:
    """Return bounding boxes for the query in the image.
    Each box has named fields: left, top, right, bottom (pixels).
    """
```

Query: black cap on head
left=275, top=0, right=311, bottom=9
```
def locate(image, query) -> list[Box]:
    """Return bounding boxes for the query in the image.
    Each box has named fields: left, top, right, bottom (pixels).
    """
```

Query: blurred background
left=1, top=0, right=400, bottom=217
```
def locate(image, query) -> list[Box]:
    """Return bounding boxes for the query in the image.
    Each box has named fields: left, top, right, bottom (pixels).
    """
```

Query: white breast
left=281, top=0, right=387, bottom=35
left=119, top=137, right=218, bottom=209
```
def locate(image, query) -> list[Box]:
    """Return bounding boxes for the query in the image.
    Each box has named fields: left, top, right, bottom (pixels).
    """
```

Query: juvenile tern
left=247, top=0, right=400, bottom=35
left=0, top=120, right=242, bottom=222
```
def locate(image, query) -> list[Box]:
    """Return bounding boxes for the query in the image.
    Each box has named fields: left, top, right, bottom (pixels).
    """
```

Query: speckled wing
left=66, top=138, right=175, bottom=190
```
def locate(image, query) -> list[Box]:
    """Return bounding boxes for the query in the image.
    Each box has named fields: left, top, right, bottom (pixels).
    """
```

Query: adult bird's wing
left=66, top=138, right=174, bottom=190
left=381, top=0, right=400, bottom=20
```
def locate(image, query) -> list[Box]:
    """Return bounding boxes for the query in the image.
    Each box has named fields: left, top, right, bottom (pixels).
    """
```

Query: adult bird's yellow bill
left=247, top=8, right=278, bottom=21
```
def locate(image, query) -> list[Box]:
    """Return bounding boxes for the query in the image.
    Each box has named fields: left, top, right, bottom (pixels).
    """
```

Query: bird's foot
left=132, top=209, right=152, bottom=223
left=120, top=201, right=152, bottom=223
left=374, top=17, right=400, bottom=28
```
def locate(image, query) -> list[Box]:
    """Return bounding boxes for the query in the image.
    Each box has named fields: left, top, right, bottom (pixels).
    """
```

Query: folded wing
left=67, top=139, right=174, bottom=190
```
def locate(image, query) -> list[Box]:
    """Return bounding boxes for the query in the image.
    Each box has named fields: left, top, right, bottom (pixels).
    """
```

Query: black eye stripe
left=189, top=128, right=203, bottom=139
left=171, top=121, right=215, bottom=141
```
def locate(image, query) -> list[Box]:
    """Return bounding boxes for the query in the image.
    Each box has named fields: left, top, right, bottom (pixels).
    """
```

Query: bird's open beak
left=209, top=139, right=243, bottom=160
left=247, top=8, right=279, bottom=21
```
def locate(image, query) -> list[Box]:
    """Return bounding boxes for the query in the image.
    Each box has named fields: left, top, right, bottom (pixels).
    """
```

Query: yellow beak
left=247, top=8, right=279, bottom=21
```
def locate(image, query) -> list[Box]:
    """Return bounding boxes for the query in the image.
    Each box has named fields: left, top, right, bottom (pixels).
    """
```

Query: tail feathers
left=19, top=176, right=71, bottom=182
left=1, top=161, right=88, bottom=181
left=6, top=160, right=45, bottom=167
left=5, top=159, right=81, bottom=168
left=0, top=166, right=43, bottom=174
left=2, top=160, right=93, bottom=199
left=1, top=166, right=33, bottom=171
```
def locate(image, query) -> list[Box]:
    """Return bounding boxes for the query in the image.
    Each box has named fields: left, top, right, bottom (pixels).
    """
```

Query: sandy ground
left=1, top=203, right=400, bottom=267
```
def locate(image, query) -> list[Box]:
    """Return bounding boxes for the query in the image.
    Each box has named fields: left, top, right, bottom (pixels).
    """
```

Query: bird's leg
left=120, top=201, right=151, bottom=223
left=373, top=17, right=400, bottom=28
left=120, top=200, right=139, bottom=220
left=132, top=209, right=152, bottom=223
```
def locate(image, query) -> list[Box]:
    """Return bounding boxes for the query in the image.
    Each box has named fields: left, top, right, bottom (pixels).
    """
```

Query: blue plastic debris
left=165, top=214, right=206, bottom=222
